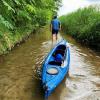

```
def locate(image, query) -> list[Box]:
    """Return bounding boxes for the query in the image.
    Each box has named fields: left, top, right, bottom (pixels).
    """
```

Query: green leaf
left=2, top=0, right=15, bottom=12
left=14, top=0, right=20, bottom=5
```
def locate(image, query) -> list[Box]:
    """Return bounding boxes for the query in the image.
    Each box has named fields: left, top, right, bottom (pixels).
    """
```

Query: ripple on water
left=0, top=32, right=100, bottom=100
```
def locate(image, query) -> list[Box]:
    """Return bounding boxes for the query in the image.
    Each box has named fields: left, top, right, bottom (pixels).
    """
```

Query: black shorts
left=52, top=29, right=59, bottom=34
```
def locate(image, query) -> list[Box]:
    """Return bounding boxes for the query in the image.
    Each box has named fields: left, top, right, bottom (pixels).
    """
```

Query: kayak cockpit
left=48, top=45, right=67, bottom=66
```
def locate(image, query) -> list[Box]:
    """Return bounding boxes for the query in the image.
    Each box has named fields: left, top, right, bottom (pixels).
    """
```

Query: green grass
left=0, top=26, right=33, bottom=54
left=59, top=5, right=100, bottom=49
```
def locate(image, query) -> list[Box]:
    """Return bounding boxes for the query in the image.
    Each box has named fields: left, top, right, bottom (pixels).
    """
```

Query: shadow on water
left=32, top=78, right=44, bottom=100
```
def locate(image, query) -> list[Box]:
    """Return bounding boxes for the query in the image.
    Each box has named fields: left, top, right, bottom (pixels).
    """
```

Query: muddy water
left=0, top=28, right=100, bottom=100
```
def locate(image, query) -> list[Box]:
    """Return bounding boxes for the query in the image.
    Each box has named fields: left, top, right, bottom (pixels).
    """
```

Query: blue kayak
left=42, top=39, right=70, bottom=98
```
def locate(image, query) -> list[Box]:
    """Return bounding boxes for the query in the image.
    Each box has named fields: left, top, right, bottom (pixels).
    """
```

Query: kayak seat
left=48, top=61, right=62, bottom=66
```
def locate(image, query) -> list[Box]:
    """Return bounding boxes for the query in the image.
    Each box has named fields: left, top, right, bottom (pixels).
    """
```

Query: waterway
left=0, top=28, right=100, bottom=100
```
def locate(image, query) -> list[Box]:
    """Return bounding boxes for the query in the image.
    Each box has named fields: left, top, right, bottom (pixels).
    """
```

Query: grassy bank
left=59, top=5, right=100, bottom=49
left=0, top=0, right=62, bottom=55
left=0, top=26, right=34, bottom=54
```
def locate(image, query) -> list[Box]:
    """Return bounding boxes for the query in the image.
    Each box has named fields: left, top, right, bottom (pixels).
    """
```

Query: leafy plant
left=60, top=5, right=100, bottom=48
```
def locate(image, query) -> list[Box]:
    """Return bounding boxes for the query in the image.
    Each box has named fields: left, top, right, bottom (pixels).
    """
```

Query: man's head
left=53, top=15, right=57, bottom=19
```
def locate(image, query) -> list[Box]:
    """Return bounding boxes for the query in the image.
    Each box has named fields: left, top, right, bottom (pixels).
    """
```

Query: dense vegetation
left=60, top=6, right=100, bottom=49
left=0, top=0, right=62, bottom=54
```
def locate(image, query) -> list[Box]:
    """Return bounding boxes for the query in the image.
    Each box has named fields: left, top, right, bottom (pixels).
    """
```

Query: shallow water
left=0, top=28, right=100, bottom=100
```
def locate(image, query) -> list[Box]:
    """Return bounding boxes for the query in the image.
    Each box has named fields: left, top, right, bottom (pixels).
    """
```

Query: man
left=50, top=16, right=61, bottom=41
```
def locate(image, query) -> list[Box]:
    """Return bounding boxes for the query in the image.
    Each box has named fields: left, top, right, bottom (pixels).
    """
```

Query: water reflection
left=0, top=30, right=100, bottom=100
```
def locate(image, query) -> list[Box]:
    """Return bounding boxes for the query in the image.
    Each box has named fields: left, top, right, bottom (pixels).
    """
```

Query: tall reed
left=60, top=5, right=100, bottom=48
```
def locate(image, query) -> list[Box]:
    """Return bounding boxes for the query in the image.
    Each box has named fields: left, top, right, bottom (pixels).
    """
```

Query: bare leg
left=52, top=34, right=56, bottom=46
left=55, top=34, right=57, bottom=41
left=55, top=34, right=58, bottom=43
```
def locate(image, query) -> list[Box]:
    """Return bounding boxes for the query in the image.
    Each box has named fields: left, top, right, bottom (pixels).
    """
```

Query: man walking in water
left=50, top=15, right=61, bottom=41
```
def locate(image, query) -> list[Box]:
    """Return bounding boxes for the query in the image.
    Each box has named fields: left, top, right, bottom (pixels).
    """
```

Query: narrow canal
left=0, top=28, right=100, bottom=100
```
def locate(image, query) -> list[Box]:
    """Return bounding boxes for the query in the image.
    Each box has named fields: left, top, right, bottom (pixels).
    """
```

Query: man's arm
left=59, top=21, right=61, bottom=31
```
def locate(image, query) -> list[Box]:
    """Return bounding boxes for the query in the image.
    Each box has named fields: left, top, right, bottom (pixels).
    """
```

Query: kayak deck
left=42, top=39, right=70, bottom=98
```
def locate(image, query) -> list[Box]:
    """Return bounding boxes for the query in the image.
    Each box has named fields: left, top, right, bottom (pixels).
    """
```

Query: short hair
left=54, top=16, right=57, bottom=19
